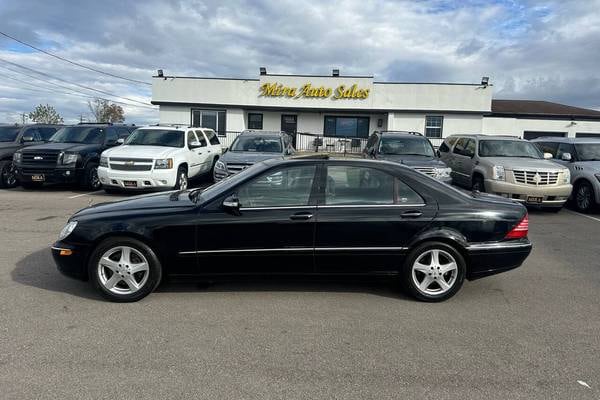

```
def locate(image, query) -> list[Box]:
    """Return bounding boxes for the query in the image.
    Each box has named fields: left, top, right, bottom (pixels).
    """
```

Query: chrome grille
left=22, top=152, right=59, bottom=164
left=413, top=167, right=436, bottom=177
left=227, top=163, right=253, bottom=174
left=109, top=158, right=153, bottom=171
left=110, top=163, right=152, bottom=171
left=513, top=170, right=559, bottom=185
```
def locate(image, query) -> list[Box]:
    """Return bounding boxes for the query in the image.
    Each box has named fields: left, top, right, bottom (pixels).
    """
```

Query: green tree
left=87, top=98, right=125, bottom=123
left=28, top=104, right=64, bottom=124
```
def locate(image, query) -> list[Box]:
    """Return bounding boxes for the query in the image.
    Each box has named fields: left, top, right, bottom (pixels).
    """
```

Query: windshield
left=50, top=126, right=104, bottom=144
left=125, top=129, right=184, bottom=148
left=479, top=140, right=543, bottom=158
left=0, top=126, right=20, bottom=142
left=574, top=143, right=600, bottom=161
left=230, top=136, right=282, bottom=153
left=379, top=137, right=435, bottom=157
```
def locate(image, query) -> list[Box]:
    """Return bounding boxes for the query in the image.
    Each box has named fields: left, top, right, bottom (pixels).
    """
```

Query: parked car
left=439, top=134, right=572, bottom=211
left=532, top=137, right=600, bottom=212
left=363, top=131, right=452, bottom=183
left=213, top=130, right=294, bottom=181
left=0, top=124, right=62, bottom=188
left=52, top=157, right=531, bottom=303
left=98, top=126, right=222, bottom=192
left=13, top=123, right=135, bottom=190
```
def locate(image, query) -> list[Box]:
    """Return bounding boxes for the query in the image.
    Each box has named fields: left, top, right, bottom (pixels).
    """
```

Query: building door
left=281, top=114, right=297, bottom=146
left=523, top=131, right=566, bottom=140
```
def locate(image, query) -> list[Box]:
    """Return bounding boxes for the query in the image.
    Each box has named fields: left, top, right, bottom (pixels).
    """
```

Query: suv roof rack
left=375, top=130, right=424, bottom=136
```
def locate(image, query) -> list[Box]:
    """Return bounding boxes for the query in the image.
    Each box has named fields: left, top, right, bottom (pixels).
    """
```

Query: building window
left=324, top=116, right=370, bottom=138
left=425, top=116, right=443, bottom=138
left=191, top=109, right=226, bottom=136
left=248, top=113, right=263, bottom=130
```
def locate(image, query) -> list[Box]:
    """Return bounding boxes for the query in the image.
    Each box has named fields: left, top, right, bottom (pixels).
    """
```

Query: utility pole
left=20, top=113, right=28, bottom=125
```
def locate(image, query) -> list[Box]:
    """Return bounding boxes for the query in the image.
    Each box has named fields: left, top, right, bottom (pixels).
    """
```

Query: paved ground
left=1, top=182, right=599, bottom=400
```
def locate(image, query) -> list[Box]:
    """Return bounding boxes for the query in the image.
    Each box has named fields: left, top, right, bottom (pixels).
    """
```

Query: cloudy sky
left=1, top=0, right=599, bottom=124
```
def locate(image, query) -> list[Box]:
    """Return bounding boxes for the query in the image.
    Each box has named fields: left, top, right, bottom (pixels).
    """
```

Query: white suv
left=98, top=126, right=222, bottom=192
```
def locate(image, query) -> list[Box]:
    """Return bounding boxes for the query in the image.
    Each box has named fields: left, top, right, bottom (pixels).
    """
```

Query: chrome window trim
left=179, top=246, right=409, bottom=255
left=239, top=206, right=317, bottom=211
left=319, top=203, right=425, bottom=208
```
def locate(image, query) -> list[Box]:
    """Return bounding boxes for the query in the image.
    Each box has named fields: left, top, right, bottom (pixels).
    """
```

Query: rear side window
left=195, top=130, right=208, bottom=147
left=325, top=166, right=403, bottom=205
left=205, top=130, right=220, bottom=145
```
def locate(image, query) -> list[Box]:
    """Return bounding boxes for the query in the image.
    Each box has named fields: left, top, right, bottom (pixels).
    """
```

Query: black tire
left=82, top=163, right=101, bottom=190
left=21, top=181, right=43, bottom=189
left=88, top=237, right=162, bottom=302
left=174, top=166, right=188, bottom=190
left=0, top=160, right=19, bottom=188
left=574, top=181, right=596, bottom=213
left=471, top=175, right=485, bottom=192
left=401, top=241, right=466, bottom=302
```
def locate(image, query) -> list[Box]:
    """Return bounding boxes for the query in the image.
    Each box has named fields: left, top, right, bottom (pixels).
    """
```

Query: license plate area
left=31, top=174, right=45, bottom=182
left=123, top=180, right=138, bottom=187
left=526, top=196, right=543, bottom=204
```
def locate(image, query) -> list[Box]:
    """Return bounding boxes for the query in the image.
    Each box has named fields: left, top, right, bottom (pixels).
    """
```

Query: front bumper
left=466, top=239, right=532, bottom=280
left=484, top=179, right=572, bottom=207
left=16, top=165, right=81, bottom=184
left=51, top=241, right=91, bottom=281
left=213, top=167, right=229, bottom=182
left=98, top=167, right=177, bottom=190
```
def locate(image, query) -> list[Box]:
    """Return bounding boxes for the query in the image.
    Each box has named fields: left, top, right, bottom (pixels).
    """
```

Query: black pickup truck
left=0, top=124, right=62, bottom=188
left=13, top=123, right=135, bottom=190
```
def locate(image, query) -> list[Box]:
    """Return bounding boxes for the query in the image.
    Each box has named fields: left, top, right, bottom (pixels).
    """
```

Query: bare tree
left=87, top=98, right=125, bottom=123
left=28, top=104, right=64, bottom=124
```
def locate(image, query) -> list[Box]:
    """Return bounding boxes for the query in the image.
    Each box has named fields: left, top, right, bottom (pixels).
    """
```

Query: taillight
left=505, top=213, right=529, bottom=239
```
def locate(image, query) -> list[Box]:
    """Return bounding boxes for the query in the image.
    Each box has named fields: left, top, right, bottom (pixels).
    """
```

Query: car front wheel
left=88, top=237, right=162, bottom=302
left=402, top=241, right=466, bottom=302
left=0, top=160, right=18, bottom=188
left=83, top=163, right=101, bottom=190
left=574, top=181, right=595, bottom=213
left=174, top=167, right=188, bottom=190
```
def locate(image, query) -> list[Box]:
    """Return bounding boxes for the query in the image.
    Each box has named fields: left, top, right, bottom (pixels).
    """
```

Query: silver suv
left=531, top=137, right=600, bottom=212
left=439, top=135, right=572, bottom=210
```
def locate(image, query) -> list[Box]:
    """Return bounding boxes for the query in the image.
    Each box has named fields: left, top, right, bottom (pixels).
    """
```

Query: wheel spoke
left=414, top=261, right=431, bottom=274
left=119, top=247, right=131, bottom=264
left=438, top=278, right=451, bottom=291
left=418, top=275, right=434, bottom=291
left=431, top=250, right=440, bottom=267
left=123, top=275, right=140, bottom=291
left=440, top=261, right=457, bottom=274
left=104, top=274, right=121, bottom=289
left=129, top=262, right=149, bottom=274
left=100, top=257, right=119, bottom=272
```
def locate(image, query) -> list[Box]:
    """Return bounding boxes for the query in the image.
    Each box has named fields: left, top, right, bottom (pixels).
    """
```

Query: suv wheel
left=402, top=241, right=466, bottom=302
left=575, top=181, right=595, bottom=213
left=472, top=175, right=485, bottom=192
left=88, top=237, right=162, bottom=302
left=174, top=167, right=188, bottom=190
left=83, top=163, right=101, bottom=190
left=0, top=160, right=18, bottom=188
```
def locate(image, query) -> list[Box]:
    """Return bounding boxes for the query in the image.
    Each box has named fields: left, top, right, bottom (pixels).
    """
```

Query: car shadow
left=13, top=248, right=410, bottom=301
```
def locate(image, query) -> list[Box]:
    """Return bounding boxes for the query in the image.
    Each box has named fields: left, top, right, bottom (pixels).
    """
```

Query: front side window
left=125, top=129, right=184, bottom=148
left=237, top=165, right=316, bottom=207
left=534, top=142, right=558, bottom=157
left=0, top=126, right=20, bottom=142
left=230, top=136, right=282, bottom=153
left=325, top=166, right=395, bottom=205
left=574, top=143, right=600, bottom=161
left=425, top=116, right=443, bottom=138
left=50, top=127, right=104, bottom=144
left=195, top=130, right=208, bottom=147
left=324, top=116, right=370, bottom=138
left=248, top=113, right=263, bottom=130
left=556, top=143, right=575, bottom=159
left=106, top=128, right=118, bottom=144
left=479, top=140, right=543, bottom=159
left=379, top=137, right=435, bottom=157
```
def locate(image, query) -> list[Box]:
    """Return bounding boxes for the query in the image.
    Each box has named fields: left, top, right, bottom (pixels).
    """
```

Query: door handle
left=290, top=212, right=313, bottom=221
left=401, top=210, right=423, bottom=218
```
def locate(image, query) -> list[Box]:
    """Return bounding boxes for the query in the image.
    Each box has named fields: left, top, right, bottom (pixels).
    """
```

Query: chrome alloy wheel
left=576, top=184, right=592, bottom=211
left=97, top=246, right=149, bottom=295
left=411, top=249, right=458, bottom=296
left=178, top=171, right=188, bottom=190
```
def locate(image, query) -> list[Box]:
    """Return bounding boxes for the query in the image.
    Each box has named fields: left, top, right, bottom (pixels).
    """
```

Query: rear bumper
left=465, top=239, right=532, bottom=280
left=484, top=179, right=572, bottom=207
left=98, top=167, right=177, bottom=189
left=51, top=242, right=91, bottom=281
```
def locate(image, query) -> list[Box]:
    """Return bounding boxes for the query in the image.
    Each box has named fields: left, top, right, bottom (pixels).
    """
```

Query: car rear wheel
left=0, top=160, right=18, bottom=188
left=89, top=237, right=162, bottom=302
left=472, top=175, right=485, bottom=192
left=402, top=241, right=466, bottom=302
left=574, top=181, right=595, bottom=213
left=174, top=167, right=188, bottom=190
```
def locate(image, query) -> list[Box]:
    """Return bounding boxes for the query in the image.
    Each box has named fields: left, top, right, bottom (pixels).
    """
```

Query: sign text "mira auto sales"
left=259, top=82, right=370, bottom=100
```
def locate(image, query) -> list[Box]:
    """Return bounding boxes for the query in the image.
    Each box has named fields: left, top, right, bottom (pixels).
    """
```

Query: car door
left=187, top=130, right=209, bottom=176
left=192, top=163, right=318, bottom=273
left=451, top=137, right=474, bottom=186
left=314, top=163, right=437, bottom=273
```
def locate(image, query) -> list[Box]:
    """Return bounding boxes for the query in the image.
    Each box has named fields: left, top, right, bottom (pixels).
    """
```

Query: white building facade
left=151, top=71, right=600, bottom=149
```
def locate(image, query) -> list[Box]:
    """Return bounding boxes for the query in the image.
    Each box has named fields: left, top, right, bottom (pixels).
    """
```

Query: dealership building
left=151, top=69, right=600, bottom=148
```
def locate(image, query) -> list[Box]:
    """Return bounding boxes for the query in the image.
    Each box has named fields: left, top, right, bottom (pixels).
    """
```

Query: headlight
left=215, top=160, right=226, bottom=170
left=60, top=152, right=78, bottom=165
left=433, top=167, right=451, bottom=179
left=562, top=169, right=570, bottom=184
left=99, top=156, right=108, bottom=168
left=154, top=158, right=173, bottom=169
left=492, top=165, right=505, bottom=180
left=58, top=221, right=77, bottom=241
left=13, top=152, right=22, bottom=163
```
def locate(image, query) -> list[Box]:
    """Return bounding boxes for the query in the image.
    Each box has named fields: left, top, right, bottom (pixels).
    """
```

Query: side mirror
left=222, top=194, right=241, bottom=215
left=285, top=148, right=293, bottom=156
left=22, top=135, right=34, bottom=143
left=561, top=152, right=572, bottom=161
left=543, top=152, right=553, bottom=159
left=117, top=138, right=125, bottom=145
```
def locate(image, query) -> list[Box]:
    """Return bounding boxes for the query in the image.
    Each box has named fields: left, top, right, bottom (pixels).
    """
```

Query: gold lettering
left=334, top=85, right=345, bottom=99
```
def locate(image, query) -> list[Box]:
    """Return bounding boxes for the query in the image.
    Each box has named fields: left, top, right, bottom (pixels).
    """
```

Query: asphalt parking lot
left=1, top=183, right=599, bottom=400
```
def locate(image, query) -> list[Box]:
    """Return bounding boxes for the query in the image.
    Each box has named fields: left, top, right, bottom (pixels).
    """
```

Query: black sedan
left=52, top=158, right=532, bottom=302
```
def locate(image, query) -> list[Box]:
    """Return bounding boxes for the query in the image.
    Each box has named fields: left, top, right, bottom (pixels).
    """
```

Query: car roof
left=530, top=136, right=600, bottom=143
left=240, top=130, right=286, bottom=137
left=264, top=155, right=413, bottom=170
left=448, top=134, right=524, bottom=141
left=376, top=131, right=424, bottom=138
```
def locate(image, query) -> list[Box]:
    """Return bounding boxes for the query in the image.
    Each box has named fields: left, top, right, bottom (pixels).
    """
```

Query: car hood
left=103, top=145, right=175, bottom=159
left=0, top=141, right=18, bottom=152
left=21, top=142, right=99, bottom=153
left=73, top=190, right=195, bottom=218
left=484, top=157, right=565, bottom=170
left=376, top=154, right=448, bottom=168
left=222, top=151, right=284, bottom=164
